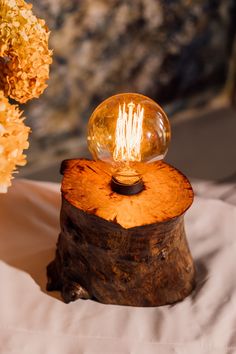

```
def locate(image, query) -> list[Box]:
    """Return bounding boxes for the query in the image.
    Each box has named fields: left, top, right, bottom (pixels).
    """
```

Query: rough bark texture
left=47, top=159, right=195, bottom=306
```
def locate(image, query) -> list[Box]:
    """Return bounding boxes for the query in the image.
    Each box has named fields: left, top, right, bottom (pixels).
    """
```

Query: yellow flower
left=0, top=0, right=52, bottom=103
left=0, top=90, right=30, bottom=192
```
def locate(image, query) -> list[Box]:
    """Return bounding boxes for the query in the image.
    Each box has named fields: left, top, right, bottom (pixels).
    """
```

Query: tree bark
left=47, top=159, right=195, bottom=306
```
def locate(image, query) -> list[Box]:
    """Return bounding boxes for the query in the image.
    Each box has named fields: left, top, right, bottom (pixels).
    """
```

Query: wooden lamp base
left=47, top=159, right=195, bottom=306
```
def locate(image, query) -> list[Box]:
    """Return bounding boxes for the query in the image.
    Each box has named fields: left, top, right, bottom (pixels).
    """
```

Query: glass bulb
left=87, top=93, right=171, bottom=192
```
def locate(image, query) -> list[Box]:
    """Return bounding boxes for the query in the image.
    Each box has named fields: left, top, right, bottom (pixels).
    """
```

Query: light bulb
left=87, top=93, right=171, bottom=195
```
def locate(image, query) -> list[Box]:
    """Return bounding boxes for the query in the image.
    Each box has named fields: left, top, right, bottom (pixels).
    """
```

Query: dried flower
left=0, top=90, right=30, bottom=192
left=0, top=0, right=52, bottom=103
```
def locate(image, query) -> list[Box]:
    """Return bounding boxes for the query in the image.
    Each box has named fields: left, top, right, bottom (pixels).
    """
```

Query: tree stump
left=47, top=159, right=195, bottom=306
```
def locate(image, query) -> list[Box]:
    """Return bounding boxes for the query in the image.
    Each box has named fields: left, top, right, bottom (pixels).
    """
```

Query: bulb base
left=111, top=176, right=144, bottom=196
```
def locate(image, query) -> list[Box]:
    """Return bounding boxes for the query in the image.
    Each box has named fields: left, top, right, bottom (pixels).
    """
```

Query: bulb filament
left=113, top=102, right=144, bottom=162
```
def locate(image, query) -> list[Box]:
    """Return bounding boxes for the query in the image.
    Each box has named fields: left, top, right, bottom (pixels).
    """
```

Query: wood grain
left=47, top=159, right=195, bottom=306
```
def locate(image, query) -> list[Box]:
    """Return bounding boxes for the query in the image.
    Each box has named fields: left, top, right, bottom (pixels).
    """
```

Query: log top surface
left=61, top=159, right=194, bottom=229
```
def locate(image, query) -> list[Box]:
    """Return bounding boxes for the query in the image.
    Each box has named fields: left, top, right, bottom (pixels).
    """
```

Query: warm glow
left=87, top=92, right=171, bottom=169
left=113, top=102, right=144, bottom=162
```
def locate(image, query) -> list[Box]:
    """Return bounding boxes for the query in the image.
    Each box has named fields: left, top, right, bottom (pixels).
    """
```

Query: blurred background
left=20, top=0, right=236, bottom=202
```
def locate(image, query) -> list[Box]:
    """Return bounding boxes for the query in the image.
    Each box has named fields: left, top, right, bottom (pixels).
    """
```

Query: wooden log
left=47, top=158, right=195, bottom=306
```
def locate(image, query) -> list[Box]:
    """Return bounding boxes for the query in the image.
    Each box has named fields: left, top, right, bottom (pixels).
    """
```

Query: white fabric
left=0, top=179, right=236, bottom=354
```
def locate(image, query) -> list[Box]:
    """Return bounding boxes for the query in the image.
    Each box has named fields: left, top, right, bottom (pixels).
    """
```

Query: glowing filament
left=113, top=102, right=144, bottom=162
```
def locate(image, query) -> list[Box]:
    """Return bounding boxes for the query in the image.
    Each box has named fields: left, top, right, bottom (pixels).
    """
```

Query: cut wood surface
left=61, top=159, right=193, bottom=229
left=47, top=159, right=195, bottom=306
